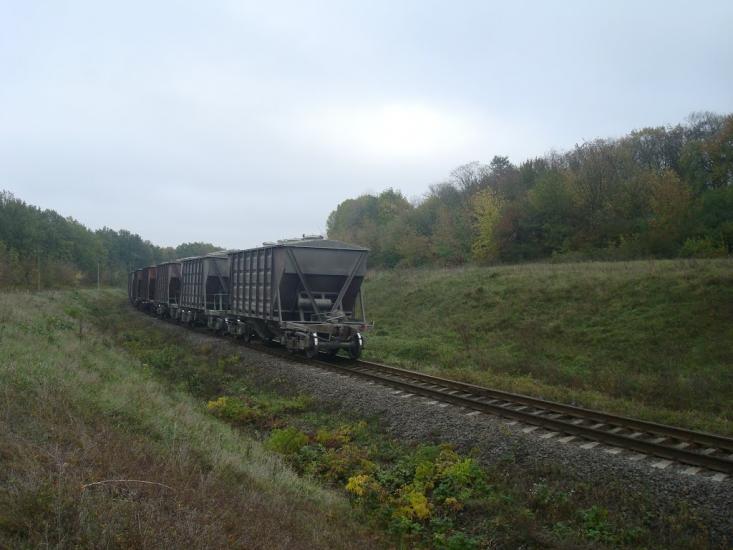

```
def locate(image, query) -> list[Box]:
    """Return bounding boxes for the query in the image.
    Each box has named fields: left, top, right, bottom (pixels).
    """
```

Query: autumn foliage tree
left=471, top=190, right=504, bottom=263
left=327, top=112, right=732, bottom=267
left=0, top=191, right=221, bottom=289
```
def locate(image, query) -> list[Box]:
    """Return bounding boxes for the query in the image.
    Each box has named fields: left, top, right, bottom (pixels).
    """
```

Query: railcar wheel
left=348, top=333, right=363, bottom=360
left=305, top=332, right=319, bottom=359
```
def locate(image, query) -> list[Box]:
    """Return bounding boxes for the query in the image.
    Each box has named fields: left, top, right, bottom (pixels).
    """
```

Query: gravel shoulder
left=143, top=317, right=733, bottom=546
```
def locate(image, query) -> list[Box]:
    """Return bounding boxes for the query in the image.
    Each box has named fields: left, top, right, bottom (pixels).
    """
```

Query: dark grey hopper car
left=153, top=261, right=182, bottom=316
left=128, top=269, right=143, bottom=304
left=128, top=267, right=155, bottom=309
left=127, top=269, right=141, bottom=305
left=141, top=266, right=156, bottom=304
left=178, top=253, right=230, bottom=326
left=227, top=237, right=369, bottom=358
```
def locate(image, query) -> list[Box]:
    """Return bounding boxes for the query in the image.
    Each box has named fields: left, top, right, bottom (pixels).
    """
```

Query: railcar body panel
left=180, top=254, right=230, bottom=311
left=139, top=266, right=156, bottom=302
left=154, top=261, right=182, bottom=305
left=226, top=238, right=369, bottom=356
left=228, top=239, right=367, bottom=323
left=134, top=269, right=144, bottom=302
left=128, top=269, right=141, bottom=303
left=229, top=247, right=275, bottom=319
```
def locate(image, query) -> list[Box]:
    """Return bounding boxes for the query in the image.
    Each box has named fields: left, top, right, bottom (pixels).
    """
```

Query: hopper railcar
left=143, top=266, right=156, bottom=303
left=175, top=252, right=231, bottom=328
left=153, top=261, right=182, bottom=317
left=129, top=236, right=371, bottom=359
left=128, top=267, right=155, bottom=308
left=128, top=269, right=142, bottom=305
left=225, top=237, right=369, bottom=358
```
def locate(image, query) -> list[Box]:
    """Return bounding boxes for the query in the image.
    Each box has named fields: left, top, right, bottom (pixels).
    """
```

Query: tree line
left=327, top=112, right=733, bottom=267
left=2, top=112, right=730, bottom=289
left=0, top=191, right=220, bottom=290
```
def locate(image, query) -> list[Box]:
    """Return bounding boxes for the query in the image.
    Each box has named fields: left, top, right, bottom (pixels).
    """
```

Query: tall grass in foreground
left=363, top=258, right=733, bottom=434
left=0, top=290, right=375, bottom=548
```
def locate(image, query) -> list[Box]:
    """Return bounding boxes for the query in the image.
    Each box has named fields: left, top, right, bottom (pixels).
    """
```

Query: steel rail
left=145, top=311, right=733, bottom=475
left=344, top=359, right=733, bottom=454
left=319, top=359, right=733, bottom=474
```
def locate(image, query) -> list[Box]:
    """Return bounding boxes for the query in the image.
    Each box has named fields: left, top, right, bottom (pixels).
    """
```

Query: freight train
left=128, top=236, right=370, bottom=359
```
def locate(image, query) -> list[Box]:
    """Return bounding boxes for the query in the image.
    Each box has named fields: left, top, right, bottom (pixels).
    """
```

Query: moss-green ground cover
left=362, top=259, right=733, bottom=435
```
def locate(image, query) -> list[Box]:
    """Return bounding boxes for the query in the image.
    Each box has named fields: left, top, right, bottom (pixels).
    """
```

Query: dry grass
left=0, top=290, right=380, bottom=549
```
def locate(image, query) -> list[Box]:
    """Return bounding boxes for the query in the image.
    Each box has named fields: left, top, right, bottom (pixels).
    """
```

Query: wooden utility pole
left=97, top=261, right=100, bottom=290
left=37, top=251, right=41, bottom=292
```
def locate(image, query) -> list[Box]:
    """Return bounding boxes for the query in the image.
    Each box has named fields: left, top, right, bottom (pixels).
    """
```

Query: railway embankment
left=362, top=259, right=733, bottom=436
left=112, top=291, right=731, bottom=547
left=173, top=328, right=733, bottom=547
left=3, top=288, right=731, bottom=548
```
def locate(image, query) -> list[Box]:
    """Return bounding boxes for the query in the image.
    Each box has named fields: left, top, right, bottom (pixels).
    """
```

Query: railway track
left=162, top=315, right=733, bottom=478
left=250, top=344, right=732, bottom=477
left=323, top=357, right=733, bottom=477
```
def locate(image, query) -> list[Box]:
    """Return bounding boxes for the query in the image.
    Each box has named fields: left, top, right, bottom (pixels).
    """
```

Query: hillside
left=361, top=258, right=733, bottom=435
left=0, top=290, right=376, bottom=548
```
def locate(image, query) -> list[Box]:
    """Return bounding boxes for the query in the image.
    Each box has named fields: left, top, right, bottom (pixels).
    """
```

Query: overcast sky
left=1, top=1, right=731, bottom=249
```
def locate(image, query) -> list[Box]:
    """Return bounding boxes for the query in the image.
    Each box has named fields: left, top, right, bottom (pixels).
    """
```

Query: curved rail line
left=260, top=347, right=732, bottom=475
left=326, top=358, right=733, bottom=475
left=154, top=313, right=733, bottom=476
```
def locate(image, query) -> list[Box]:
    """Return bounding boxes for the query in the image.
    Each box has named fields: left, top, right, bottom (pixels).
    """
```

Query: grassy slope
left=362, top=258, right=733, bottom=435
left=75, top=290, right=719, bottom=548
left=0, top=290, right=376, bottom=549
left=1, top=289, right=721, bottom=548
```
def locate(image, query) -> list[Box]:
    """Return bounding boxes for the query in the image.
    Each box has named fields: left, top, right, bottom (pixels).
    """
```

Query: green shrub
left=206, top=396, right=261, bottom=423
left=259, top=394, right=312, bottom=416
left=314, top=425, right=351, bottom=448
left=580, top=505, right=615, bottom=543
left=320, top=444, right=376, bottom=482
left=679, top=236, right=727, bottom=258
left=265, top=427, right=309, bottom=455
left=337, top=443, right=496, bottom=542
left=434, top=530, right=481, bottom=550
